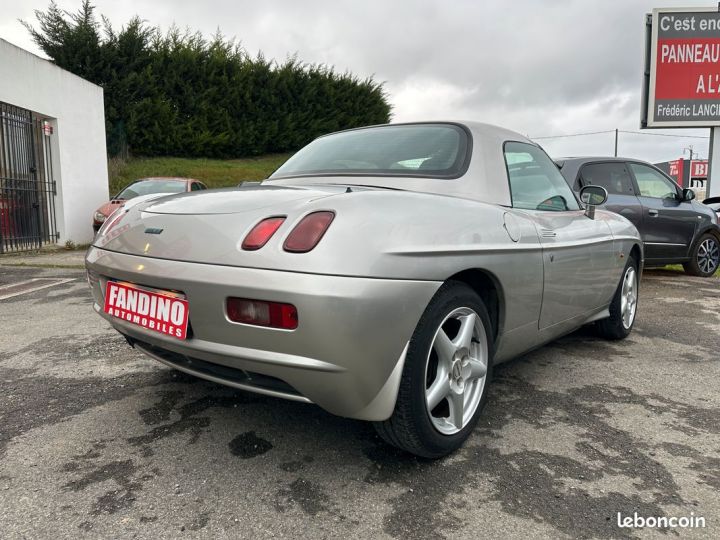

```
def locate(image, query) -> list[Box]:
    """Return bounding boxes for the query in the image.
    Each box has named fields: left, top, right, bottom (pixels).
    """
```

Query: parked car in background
left=86, top=122, right=642, bottom=458
left=558, top=157, right=720, bottom=277
left=93, top=177, right=207, bottom=232
left=704, top=197, right=720, bottom=219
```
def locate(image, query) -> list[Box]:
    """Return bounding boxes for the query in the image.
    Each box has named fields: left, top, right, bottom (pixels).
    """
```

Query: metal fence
left=0, top=101, right=58, bottom=253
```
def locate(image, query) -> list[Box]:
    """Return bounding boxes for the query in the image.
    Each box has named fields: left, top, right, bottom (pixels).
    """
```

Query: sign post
left=642, top=6, right=720, bottom=197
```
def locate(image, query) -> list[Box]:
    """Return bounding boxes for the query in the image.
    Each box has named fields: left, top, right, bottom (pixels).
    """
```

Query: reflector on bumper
left=226, top=298, right=298, bottom=330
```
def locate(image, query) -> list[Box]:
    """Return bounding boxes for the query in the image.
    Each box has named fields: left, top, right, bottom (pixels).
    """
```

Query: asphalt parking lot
left=0, top=262, right=718, bottom=539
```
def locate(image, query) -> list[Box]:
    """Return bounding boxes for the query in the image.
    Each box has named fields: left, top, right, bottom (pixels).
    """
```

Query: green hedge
left=24, top=1, right=392, bottom=158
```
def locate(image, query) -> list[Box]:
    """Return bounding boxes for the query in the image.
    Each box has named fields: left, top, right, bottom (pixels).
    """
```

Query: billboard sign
left=690, top=159, right=709, bottom=177
left=644, top=7, right=720, bottom=127
left=667, top=158, right=685, bottom=185
left=669, top=158, right=682, bottom=178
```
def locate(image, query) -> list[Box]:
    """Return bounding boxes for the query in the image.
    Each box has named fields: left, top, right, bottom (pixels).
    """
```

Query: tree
left=23, top=1, right=392, bottom=158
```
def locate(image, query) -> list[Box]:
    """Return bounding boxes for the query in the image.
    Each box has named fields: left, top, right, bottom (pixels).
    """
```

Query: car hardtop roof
left=556, top=156, right=636, bottom=164
left=269, top=121, right=536, bottom=207
left=318, top=120, right=534, bottom=146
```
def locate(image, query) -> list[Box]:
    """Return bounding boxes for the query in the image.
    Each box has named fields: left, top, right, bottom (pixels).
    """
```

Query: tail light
left=242, top=217, right=286, bottom=250
left=283, top=211, right=335, bottom=253
left=226, top=298, right=298, bottom=330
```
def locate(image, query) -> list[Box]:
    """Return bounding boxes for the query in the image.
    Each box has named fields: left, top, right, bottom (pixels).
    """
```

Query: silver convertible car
left=86, top=122, right=642, bottom=457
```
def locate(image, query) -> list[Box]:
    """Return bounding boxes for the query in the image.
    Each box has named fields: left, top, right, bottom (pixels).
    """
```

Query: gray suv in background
left=557, top=157, right=720, bottom=277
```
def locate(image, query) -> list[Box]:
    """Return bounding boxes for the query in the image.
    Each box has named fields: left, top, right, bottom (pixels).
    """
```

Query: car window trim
left=269, top=122, right=474, bottom=181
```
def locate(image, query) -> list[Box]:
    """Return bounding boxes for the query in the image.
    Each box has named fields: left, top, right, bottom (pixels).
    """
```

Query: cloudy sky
left=0, top=0, right=713, bottom=162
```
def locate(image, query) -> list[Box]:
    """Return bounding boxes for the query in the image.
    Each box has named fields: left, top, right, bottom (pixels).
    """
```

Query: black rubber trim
left=128, top=337, right=301, bottom=396
left=269, top=122, right=474, bottom=181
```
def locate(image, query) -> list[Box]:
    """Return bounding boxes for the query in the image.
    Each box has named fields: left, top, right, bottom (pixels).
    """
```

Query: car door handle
left=648, top=209, right=659, bottom=217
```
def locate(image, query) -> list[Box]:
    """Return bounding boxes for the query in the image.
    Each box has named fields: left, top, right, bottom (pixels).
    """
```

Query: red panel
left=667, top=159, right=685, bottom=187
left=655, top=38, right=720, bottom=99
left=691, top=160, right=709, bottom=178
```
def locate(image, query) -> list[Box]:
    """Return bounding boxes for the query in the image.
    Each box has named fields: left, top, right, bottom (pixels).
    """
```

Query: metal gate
left=0, top=101, right=58, bottom=253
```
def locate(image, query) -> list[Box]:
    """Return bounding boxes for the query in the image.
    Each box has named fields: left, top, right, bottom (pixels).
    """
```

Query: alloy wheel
left=621, top=266, right=638, bottom=330
left=697, top=237, right=720, bottom=275
left=424, top=307, right=488, bottom=435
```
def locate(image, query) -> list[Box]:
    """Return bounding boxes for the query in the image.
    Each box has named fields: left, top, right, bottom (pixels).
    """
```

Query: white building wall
left=0, top=38, right=108, bottom=245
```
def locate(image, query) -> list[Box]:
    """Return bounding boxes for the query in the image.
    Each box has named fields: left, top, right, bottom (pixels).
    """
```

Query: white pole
left=708, top=128, right=720, bottom=198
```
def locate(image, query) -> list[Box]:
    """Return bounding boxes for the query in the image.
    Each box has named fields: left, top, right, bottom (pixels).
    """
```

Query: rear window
left=116, top=180, right=186, bottom=200
left=269, top=124, right=470, bottom=179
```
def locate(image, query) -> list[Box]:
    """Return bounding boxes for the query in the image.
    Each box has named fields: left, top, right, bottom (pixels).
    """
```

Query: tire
left=596, top=255, right=639, bottom=340
left=683, top=233, right=720, bottom=277
left=373, top=281, right=494, bottom=458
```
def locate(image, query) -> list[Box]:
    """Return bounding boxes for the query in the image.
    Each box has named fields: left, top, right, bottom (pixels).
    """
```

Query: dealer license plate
left=103, top=281, right=189, bottom=340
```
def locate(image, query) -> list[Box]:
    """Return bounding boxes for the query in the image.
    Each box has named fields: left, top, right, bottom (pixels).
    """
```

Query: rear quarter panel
left=280, top=191, right=546, bottom=340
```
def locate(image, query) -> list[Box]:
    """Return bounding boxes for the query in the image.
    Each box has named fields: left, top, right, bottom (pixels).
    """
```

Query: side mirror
left=579, top=185, right=608, bottom=219
left=682, top=188, right=696, bottom=202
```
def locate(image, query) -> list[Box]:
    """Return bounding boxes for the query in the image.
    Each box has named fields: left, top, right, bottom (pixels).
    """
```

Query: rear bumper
left=85, top=246, right=441, bottom=420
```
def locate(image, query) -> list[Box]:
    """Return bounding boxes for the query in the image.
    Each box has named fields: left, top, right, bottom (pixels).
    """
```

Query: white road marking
left=0, top=278, right=76, bottom=300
